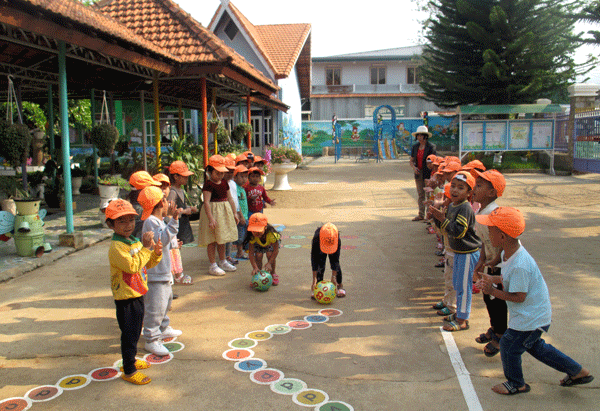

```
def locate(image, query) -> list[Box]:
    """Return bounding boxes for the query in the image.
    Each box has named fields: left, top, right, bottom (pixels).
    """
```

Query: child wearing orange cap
left=128, top=170, right=162, bottom=238
left=224, top=156, right=240, bottom=265
left=233, top=164, right=250, bottom=260
left=139, top=186, right=181, bottom=356
left=105, top=199, right=163, bottom=385
left=310, top=223, right=345, bottom=298
left=245, top=167, right=276, bottom=216
left=167, top=161, right=197, bottom=245
left=245, top=213, right=281, bottom=285
left=199, top=155, right=240, bottom=276
left=476, top=207, right=593, bottom=395
left=430, top=171, right=481, bottom=332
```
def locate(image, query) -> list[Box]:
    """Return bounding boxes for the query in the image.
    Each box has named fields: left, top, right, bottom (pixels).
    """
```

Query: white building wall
left=278, top=66, right=303, bottom=154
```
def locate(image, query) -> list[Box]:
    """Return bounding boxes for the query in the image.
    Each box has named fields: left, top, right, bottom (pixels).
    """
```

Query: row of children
left=414, top=143, right=593, bottom=395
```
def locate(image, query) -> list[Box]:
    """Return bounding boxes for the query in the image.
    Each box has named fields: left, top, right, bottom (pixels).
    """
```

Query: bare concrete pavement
left=0, top=156, right=598, bottom=410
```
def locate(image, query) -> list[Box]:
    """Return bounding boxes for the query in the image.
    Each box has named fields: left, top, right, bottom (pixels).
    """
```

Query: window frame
left=407, top=66, right=421, bottom=85
left=325, top=66, right=341, bottom=86
left=370, top=65, right=386, bottom=85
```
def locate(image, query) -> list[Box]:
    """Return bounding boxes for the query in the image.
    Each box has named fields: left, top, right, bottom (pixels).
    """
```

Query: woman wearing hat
left=409, top=125, right=436, bottom=221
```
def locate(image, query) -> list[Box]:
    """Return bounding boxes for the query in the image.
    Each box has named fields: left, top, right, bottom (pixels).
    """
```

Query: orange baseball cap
left=226, top=153, right=237, bottom=161
left=243, top=150, right=255, bottom=160
left=208, top=155, right=228, bottom=172
left=442, top=162, right=461, bottom=172
left=253, top=155, right=264, bottom=163
left=235, top=153, right=248, bottom=164
left=247, top=212, right=268, bottom=233
left=475, top=169, right=506, bottom=197
left=138, top=186, right=164, bottom=220
left=224, top=156, right=236, bottom=171
left=169, top=160, right=194, bottom=176
left=426, top=154, right=437, bottom=163
left=104, top=199, right=137, bottom=221
left=476, top=206, right=525, bottom=238
left=320, top=223, right=339, bottom=254
left=453, top=171, right=475, bottom=189
left=153, top=173, right=170, bottom=186
left=129, top=171, right=161, bottom=190
left=234, top=165, right=249, bottom=176
left=444, top=183, right=451, bottom=198
left=445, top=156, right=461, bottom=163
left=248, top=166, right=265, bottom=176
left=463, top=160, right=486, bottom=171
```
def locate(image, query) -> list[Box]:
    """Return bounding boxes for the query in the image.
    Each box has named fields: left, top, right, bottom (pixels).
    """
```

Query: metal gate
left=574, top=110, right=600, bottom=173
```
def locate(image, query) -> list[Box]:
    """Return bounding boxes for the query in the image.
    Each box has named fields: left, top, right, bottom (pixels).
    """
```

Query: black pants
left=483, top=267, right=507, bottom=335
left=115, top=297, right=144, bottom=375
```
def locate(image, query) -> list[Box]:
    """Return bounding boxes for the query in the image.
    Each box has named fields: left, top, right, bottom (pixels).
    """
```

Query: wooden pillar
left=140, top=91, right=148, bottom=171
left=178, top=99, right=183, bottom=137
left=246, top=95, right=251, bottom=150
left=212, top=92, right=218, bottom=155
left=201, top=77, right=208, bottom=167
left=90, top=89, right=99, bottom=185
left=153, top=73, right=161, bottom=169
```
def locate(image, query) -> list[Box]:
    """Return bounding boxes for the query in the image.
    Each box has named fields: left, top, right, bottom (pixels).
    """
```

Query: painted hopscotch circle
left=228, top=338, right=258, bottom=349
left=112, top=357, right=144, bottom=369
left=164, top=341, right=185, bottom=353
left=24, top=385, right=62, bottom=403
left=250, top=368, right=284, bottom=385
left=270, top=378, right=307, bottom=396
left=88, top=367, right=120, bottom=381
left=234, top=358, right=267, bottom=373
left=319, top=308, right=343, bottom=317
left=245, top=330, right=273, bottom=341
left=222, top=348, right=255, bottom=361
left=287, top=320, right=312, bottom=330
left=0, top=397, right=32, bottom=410
left=341, top=235, right=358, bottom=239
left=57, top=375, right=91, bottom=390
left=292, top=389, right=329, bottom=407
left=265, top=324, right=292, bottom=335
left=283, top=244, right=302, bottom=249
left=304, top=315, right=329, bottom=323
left=341, top=245, right=357, bottom=250
left=143, top=352, right=174, bottom=365
left=290, top=235, right=306, bottom=240
left=316, top=401, right=355, bottom=411
left=162, top=336, right=177, bottom=343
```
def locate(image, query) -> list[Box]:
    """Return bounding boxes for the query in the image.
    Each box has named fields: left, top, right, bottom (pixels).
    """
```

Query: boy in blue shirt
left=477, top=207, right=593, bottom=395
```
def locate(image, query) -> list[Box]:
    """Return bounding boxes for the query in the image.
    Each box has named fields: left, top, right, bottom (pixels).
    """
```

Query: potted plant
left=269, top=146, right=302, bottom=190
left=71, top=166, right=86, bottom=195
left=90, top=123, right=119, bottom=174
left=207, top=118, right=220, bottom=134
left=231, top=123, right=253, bottom=144
left=27, top=171, right=46, bottom=199
left=98, top=175, right=129, bottom=199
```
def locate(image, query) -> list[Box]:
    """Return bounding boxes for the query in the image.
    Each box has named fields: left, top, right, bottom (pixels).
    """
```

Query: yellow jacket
left=108, top=234, right=162, bottom=300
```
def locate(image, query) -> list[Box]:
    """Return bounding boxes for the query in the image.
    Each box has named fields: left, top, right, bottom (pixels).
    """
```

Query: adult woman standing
left=409, top=125, right=436, bottom=221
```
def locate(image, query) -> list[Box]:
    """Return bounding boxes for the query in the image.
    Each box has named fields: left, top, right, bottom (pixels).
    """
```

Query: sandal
left=559, top=374, right=594, bottom=387
left=442, top=320, right=469, bottom=332
left=412, top=215, right=424, bottom=221
left=492, top=381, right=530, bottom=395
left=475, top=327, right=494, bottom=344
left=174, top=274, right=193, bottom=285
left=227, top=256, right=239, bottom=265
left=432, top=301, right=445, bottom=310
left=443, top=313, right=456, bottom=322
left=120, top=359, right=151, bottom=372
left=121, top=371, right=151, bottom=385
left=336, top=289, right=346, bottom=298
left=437, top=307, right=454, bottom=316
left=236, top=252, right=249, bottom=260
left=484, top=342, right=500, bottom=357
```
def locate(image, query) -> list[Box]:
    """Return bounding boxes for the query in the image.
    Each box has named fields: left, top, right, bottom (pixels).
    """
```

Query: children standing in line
left=167, top=161, right=197, bottom=245
left=430, top=171, right=481, bottom=332
left=245, top=167, right=275, bottom=217
left=233, top=164, right=249, bottom=260
left=224, top=156, right=240, bottom=266
left=310, top=223, right=346, bottom=298
left=199, top=155, right=239, bottom=276
left=477, top=207, right=594, bottom=395
left=105, top=199, right=162, bottom=385
left=472, top=169, right=507, bottom=357
left=128, top=171, right=162, bottom=238
left=245, top=213, right=281, bottom=285
left=138, top=186, right=181, bottom=356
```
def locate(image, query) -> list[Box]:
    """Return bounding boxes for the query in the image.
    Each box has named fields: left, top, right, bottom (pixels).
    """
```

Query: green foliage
left=98, top=175, right=130, bottom=190
left=90, top=124, right=119, bottom=157
left=27, top=171, right=46, bottom=186
left=162, top=135, right=204, bottom=185
left=0, top=176, right=28, bottom=199
left=1, top=102, right=46, bottom=130
left=217, top=143, right=245, bottom=157
left=231, top=123, right=253, bottom=144
left=270, top=146, right=303, bottom=165
left=0, top=123, right=32, bottom=168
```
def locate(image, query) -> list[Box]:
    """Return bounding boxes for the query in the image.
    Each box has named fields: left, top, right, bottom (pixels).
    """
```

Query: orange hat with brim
left=247, top=212, right=268, bottom=233
left=444, top=183, right=451, bottom=198
left=169, top=160, right=193, bottom=176
left=248, top=166, right=265, bottom=176
left=129, top=171, right=161, bottom=190
left=234, top=165, right=249, bottom=176
left=463, top=160, right=486, bottom=171
left=453, top=171, right=475, bottom=189
left=475, top=206, right=525, bottom=238
left=442, top=162, right=461, bottom=173
left=235, top=153, right=248, bottom=164
left=138, top=186, right=164, bottom=220
left=426, top=154, right=437, bottom=163
left=253, top=155, right=264, bottom=163
left=320, top=223, right=339, bottom=254
left=224, top=156, right=236, bottom=171
left=105, top=199, right=138, bottom=221
left=153, top=173, right=170, bottom=186
left=208, top=155, right=228, bottom=172
left=243, top=150, right=255, bottom=160
left=475, top=169, right=506, bottom=197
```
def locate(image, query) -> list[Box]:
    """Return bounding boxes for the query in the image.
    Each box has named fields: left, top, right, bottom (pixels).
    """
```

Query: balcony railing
left=311, top=83, right=423, bottom=94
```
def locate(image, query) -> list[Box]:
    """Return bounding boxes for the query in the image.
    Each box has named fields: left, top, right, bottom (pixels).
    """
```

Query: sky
left=174, top=0, right=600, bottom=84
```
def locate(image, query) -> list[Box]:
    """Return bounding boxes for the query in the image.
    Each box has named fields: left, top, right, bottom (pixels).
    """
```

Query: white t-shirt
left=475, top=201, right=501, bottom=264
left=228, top=179, right=240, bottom=212
left=500, top=245, right=552, bottom=331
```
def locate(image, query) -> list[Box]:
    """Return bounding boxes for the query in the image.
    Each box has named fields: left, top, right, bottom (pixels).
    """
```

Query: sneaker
left=145, top=340, right=170, bottom=356
left=218, top=260, right=237, bottom=272
left=271, top=273, right=279, bottom=286
left=208, top=263, right=225, bottom=276
left=160, top=326, right=182, bottom=339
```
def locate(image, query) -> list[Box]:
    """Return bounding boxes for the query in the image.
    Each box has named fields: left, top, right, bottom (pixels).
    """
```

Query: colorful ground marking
left=164, top=341, right=185, bottom=353
left=228, top=338, right=258, bottom=349
left=316, top=401, right=355, bottom=411
left=287, top=320, right=312, bottom=329
left=304, top=315, right=329, bottom=323
left=265, top=324, right=292, bottom=334
left=283, top=244, right=302, bottom=249
left=24, top=386, right=62, bottom=403
left=57, top=374, right=91, bottom=390
left=0, top=397, right=32, bottom=410
left=270, top=378, right=307, bottom=396
left=222, top=348, right=255, bottom=361
left=249, top=368, right=284, bottom=385
left=162, top=336, right=176, bottom=343
left=88, top=367, right=120, bottom=381
left=341, top=235, right=358, bottom=239
left=290, top=235, right=306, bottom=239
left=319, top=308, right=343, bottom=317
left=245, top=330, right=273, bottom=341
left=341, top=245, right=357, bottom=250
left=292, top=389, right=329, bottom=407
left=143, top=352, right=174, bottom=364
left=234, top=358, right=267, bottom=373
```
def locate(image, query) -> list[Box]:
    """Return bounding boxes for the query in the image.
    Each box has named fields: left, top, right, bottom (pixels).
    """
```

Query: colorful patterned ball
left=252, top=270, right=273, bottom=291
left=314, top=281, right=336, bottom=304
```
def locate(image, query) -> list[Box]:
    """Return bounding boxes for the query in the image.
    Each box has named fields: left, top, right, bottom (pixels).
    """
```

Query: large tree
left=420, top=0, right=579, bottom=107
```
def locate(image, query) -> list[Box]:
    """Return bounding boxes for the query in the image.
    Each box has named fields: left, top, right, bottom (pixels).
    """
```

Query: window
left=407, top=67, right=421, bottom=84
left=224, top=19, right=238, bottom=40
left=370, top=66, right=386, bottom=85
left=326, top=67, right=341, bottom=86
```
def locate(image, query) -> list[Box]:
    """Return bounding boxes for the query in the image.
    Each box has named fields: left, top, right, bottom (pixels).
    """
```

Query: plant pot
left=14, top=199, right=41, bottom=215
left=271, top=163, right=297, bottom=190
left=72, top=177, right=83, bottom=195
left=98, top=184, right=120, bottom=199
